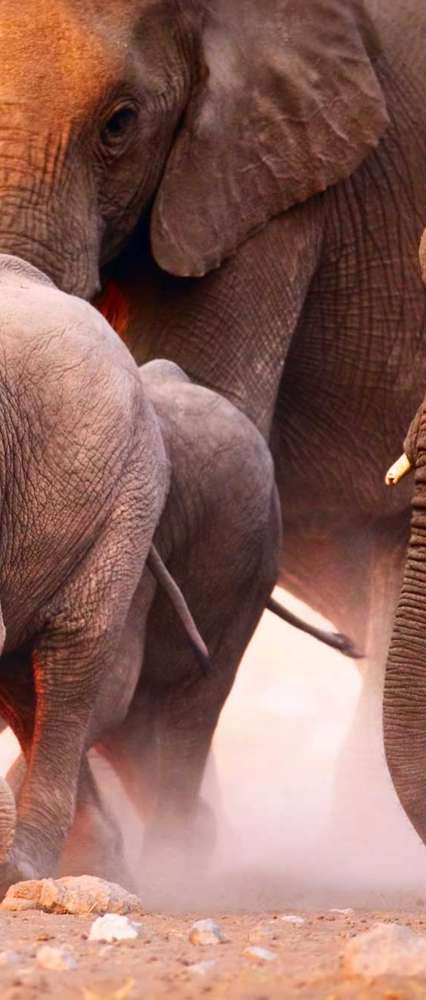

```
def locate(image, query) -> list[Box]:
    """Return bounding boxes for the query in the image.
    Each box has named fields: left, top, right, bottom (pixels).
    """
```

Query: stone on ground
left=243, top=945, right=277, bottom=963
left=189, top=919, right=227, bottom=945
left=1, top=876, right=143, bottom=916
left=89, top=914, right=141, bottom=943
left=0, top=952, right=20, bottom=966
left=343, top=922, right=426, bottom=977
left=36, top=944, right=77, bottom=971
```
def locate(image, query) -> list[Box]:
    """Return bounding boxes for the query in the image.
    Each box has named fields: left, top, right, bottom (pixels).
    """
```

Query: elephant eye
left=100, top=104, right=139, bottom=152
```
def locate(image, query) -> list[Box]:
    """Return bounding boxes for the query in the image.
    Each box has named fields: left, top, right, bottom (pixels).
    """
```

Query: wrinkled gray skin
left=383, top=243, right=426, bottom=848
left=383, top=401, right=426, bottom=845
left=1, top=0, right=426, bottom=858
left=0, top=256, right=280, bottom=895
left=0, top=254, right=169, bottom=893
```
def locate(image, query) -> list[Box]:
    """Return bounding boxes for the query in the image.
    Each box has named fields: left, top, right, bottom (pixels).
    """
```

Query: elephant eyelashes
left=100, top=104, right=139, bottom=154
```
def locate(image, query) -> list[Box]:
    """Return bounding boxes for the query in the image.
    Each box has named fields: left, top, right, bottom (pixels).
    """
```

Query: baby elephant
left=0, top=254, right=284, bottom=897
left=0, top=255, right=212, bottom=894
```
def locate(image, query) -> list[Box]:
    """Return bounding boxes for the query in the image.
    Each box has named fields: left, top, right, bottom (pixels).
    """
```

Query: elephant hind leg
left=99, top=521, right=280, bottom=906
left=3, top=749, right=137, bottom=893
left=59, top=756, right=137, bottom=893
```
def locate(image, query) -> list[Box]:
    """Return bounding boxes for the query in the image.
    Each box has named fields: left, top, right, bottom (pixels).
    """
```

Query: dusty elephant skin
left=0, top=0, right=424, bottom=859
left=0, top=256, right=281, bottom=898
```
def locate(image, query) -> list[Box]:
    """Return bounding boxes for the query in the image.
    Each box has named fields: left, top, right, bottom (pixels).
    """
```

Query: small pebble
left=89, top=914, right=141, bottom=943
left=188, top=960, right=217, bottom=976
left=36, top=944, right=77, bottom=971
left=0, top=952, right=20, bottom=966
left=189, top=919, right=226, bottom=945
left=279, top=915, right=305, bottom=925
left=243, top=946, right=277, bottom=963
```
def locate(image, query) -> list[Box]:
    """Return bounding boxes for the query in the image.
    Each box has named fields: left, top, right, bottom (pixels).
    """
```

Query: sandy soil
left=1, top=907, right=426, bottom=999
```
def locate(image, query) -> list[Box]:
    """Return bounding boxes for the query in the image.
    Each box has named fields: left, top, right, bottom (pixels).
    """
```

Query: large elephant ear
left=151, top=0, right=388, bottom=276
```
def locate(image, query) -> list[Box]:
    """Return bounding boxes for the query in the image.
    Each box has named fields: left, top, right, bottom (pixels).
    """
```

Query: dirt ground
left=1, top=907, right=426, bottom=1000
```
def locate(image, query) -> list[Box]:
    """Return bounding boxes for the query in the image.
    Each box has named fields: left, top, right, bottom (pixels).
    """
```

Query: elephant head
left=0, top=0, right=388, bottom=297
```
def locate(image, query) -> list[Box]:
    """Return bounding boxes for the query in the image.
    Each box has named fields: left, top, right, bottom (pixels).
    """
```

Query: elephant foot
left=60, top=807, right=137, bottom=896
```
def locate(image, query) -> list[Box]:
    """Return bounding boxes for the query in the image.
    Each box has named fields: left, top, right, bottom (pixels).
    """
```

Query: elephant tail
left=266, top=597, right=362, bottom=659
left=147, top=546, right=210, bottom=675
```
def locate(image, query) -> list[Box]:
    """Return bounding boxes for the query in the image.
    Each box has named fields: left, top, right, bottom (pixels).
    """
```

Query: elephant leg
left=0, top=563, right=142, bottom=893
left=1, top=640, right=103, bottom=888
left=59, top=757, right=137, bottom=893
left=329, top=516, right=426, bottom=891
left=101, top=653, right=243, bottom=905
left=100, top=542, right=279, bottom=905
left=279, top=511, right=426, bottom=892
left=5, top=755, right=27, bottom=799
left=3, top=748, right=136, bottom=892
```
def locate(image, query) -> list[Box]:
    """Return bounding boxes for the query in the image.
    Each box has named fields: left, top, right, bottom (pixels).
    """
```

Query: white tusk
left=385, top=453, right=413, bottom=486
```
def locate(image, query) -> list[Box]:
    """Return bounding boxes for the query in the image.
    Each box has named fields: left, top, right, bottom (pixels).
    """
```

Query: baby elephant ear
left=151, top=0, right=388, bottom=277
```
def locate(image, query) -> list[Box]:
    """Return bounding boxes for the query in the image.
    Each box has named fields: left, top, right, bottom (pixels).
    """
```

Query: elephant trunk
left=0, top=778, right=16, bottom=863
left=384, top=415, right=426, bottom=841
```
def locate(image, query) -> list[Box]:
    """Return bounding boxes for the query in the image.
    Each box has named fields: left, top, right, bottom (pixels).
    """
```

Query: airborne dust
left=2, top=589, right=426, bottom=912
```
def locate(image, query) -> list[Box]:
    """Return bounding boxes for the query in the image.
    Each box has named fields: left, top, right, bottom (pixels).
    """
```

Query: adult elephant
left=1, top=0, right=426, bottom=879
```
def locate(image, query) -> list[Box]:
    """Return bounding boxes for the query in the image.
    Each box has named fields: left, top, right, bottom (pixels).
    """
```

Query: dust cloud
left=2, top=589, right=426, bottom=912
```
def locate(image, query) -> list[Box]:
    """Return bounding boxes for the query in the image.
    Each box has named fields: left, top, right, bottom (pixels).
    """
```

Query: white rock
left=89, top=913, right=141, bottom=943
left=243, top=946, right=277, bottom=963
left=344, top=922, right=426, bottom=977
left=330, top=908, right=353, bottom=915
left=0, top=951, right=20, bottom=966
left=188, top=960, right=217, bottom=976
left=189, top=919, right=226, bottom=945
left=36, top=945, right=77, bottom=971
left=279, top=915, right=305, bottom=925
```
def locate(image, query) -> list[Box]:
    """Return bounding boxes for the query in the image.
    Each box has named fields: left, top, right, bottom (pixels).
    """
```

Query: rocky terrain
left=0, top=878, right=425, bottom=999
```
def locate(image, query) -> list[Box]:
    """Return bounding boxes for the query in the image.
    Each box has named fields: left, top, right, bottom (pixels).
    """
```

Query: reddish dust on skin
left=95, top=281, right=130, bottom=341
left=32, top=651, right=46, bottom=735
